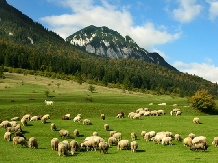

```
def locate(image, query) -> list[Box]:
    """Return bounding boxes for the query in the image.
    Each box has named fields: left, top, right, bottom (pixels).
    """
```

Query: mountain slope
left=66, top=25, right=177, bottom=71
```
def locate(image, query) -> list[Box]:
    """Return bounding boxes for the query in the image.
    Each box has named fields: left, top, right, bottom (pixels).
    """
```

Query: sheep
left=174, top=134, right=182, bottom=142
left=100, top=114, right=105, bottom=120
left=29, top=137, right=38, bottom=149
left=30, top=116, right=39, bottom=121
left=42, top=114, right=50, bottom=120
left=144, top=111, right=151, bottom=116
left=144, top=133, right=151, bottom=142
left=59, top=129, right=71, bottom=138
left=50, top=123, right=57, bottom=131
left=62, top=116, right=70, bottom=120
left=51, top=138, right=59, bottom=151
left=144, top=108, right=149, bottom=111
left=173, top=108, right=180, bottom=112
left=104, top=124, right=109, bottom=131
left=73, top=116, right=81, bottom=122
left=116, top=112, right=124, bottom=118
left=128, top=112, right=137, bottom=118
left=13, top=136, right=28, bottom=147
left=41, top=116, right=47, bottom=124
left=190, top=142, right=208, bottom=151
left=131, top=132, right=137, bottom=140
left=62, top=140, right=71, bottom=151
left=176, top=110, right=182, bottom=116
left=158, top=103, right=166, bottom=105
left=193, top=117, right=200, bottom=124
left=132, top=113, right=141, bottom=119
left=58, top=142, right=68, bottom=156
left=73, top=129, right=79, bottom=137
left=117, top=140, right=131, bottom=150
left=109, top=131, right=116, bottom=137
left=45, top=100, right=53, bottom=105
left=83, top=119, right=92, bottom=125
left=141, top=131, right=146, bottom=138
left=4, top=131, right=11, bottom=141
left=162, top=137, right=172, bottom=145
left=183, top=137, right=193, bottom=147
left=113, top=132, right=122, bottom=141
left=11, top=117, right=19, bottom=121
left=65, top=114, right=70, bottom=118
left=0, top=120, right=11, bottom=128
left=188, top=133, right=196, bottom=139
left=157, top=110, right=165, bottom=115
left=22, top=114, right=31, bottom=121
left=138, top=110, right=146, bottom=116
left=148, top=131, right=156, bottom=138
left=131, top=141, right=138, bottom=152
left=192, top=136, right=207, bottom=145
left=6, top=126, right=16, bottom=132
left=150, top=110, right=159, bottom=116
left=14, top=131, right=26, bottom=139
left=81, top=139, right=98, bottom=151
left=136, top=108, right=144, bottom=113
left=21, top=117, right=27, bottom=126
left=212, top=137, right=218, bottom=147
left=108, top=137, right=118, bottom=147
left=9, top=121, right=18, bottom=127
left=70, top=140, right=80, bottom=153
left=99, top=142, right=109, bottom=154
left=93, top=131, right=98, bottom=136
left=152, top=134, right=165, bottom=144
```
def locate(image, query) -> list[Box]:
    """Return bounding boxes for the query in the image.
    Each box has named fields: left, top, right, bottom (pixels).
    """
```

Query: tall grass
left=0, top=73, right=218, bottom=163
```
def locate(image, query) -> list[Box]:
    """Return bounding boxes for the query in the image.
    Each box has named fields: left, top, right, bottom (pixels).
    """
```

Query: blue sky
left=7, top=0, right=218, bottom=83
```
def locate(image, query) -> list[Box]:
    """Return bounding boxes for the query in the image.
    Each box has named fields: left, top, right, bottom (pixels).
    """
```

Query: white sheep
left=4, top=131, right=11, bottom=141
left=113, top=132, right=122, bottom=141
left=45, top=100, right=53, bottom=105
left=109, top=131, right=116, bottom=137
left=13, top=136, right=28, bottom=147
left=74, top=129, right=79, bottom=137
left=190, top=142, right=208, bottom=151
left=21, top=117, right=27, bottom=126
left=176, top=110, right=182, bottom=116
left=11, top=117, right=19, bottom=121
left=50, top=123, right=57, bottom=131
left=162, top=137, right=172, bottom=145
left=136, top=108, right=144, bottom=113
left=59, top=129, right=71, bottom=138
left=0, top=120, right=11, bottom=128
left=70, top=140, right=80, bottom=153
left=117, top=140, right=131, bottom=150
left=192, top=136, right=206, bottom=145
left=93, top=131, right=98, bottom=136
left=183, top=137, right=192, bottom=147
left=129, top=112, right=137, bottom=118
left=188, top=133, right=196, bottom=139
left=81, top=139, right=97, bottom=151
left=100, top=114, right=105, bottom=120
left=144, top=133, right=151, bottom=142
left=22, top=114, right=31, bottom=121
left=157, top=110, right=165, bottom=115
left=30, top=116, right=39, bottom=121
left=193, top=117, right=200, bottom=124
left=132, top=113, right=141, bottom=119
left=144, top=111, right=151, bottom=116
left=29, top=137, right=38, bottom=149
left=150, top=110, right=159, bottom=116
left=83, top=119, right=92, bottom=125
left=174, top=134, right=182, bottom=142
left=141, top=131, right=146, bottom=138
left=65, top=114, right=70, bottom=118
left=99, top=142, right=109, bottom=154
left=212, top=137, right=218, bottom=147
left=104, top=124, right=109, bottom=131
left=130, top=141, right=138, bottom=152
left=58, top=142, right=68, bottom=156
left=51, top=138, right=59, bottom=151
left=131, top=132, right=137, bottom=140
left=108, top=137, right=118, bottom=147
left=73, top=116, right=81, bottom=122
left=152, top=134, right=165, bottom=144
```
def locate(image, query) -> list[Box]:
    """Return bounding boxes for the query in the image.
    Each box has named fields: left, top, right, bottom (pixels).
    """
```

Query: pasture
left=0, top=73, right=218, bottom=163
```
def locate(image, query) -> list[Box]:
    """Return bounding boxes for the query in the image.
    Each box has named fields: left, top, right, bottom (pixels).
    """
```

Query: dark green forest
left=0, top=0, right=218, bottom=97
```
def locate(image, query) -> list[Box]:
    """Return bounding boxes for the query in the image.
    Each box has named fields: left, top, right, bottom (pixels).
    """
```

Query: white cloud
left=40, top=0, right=181, bottom=50
left=207, top=0, right=218, bottom=21
left=173, top=61, right=218, bottom=83
left=152, top=48, right=169, bottom=59
left=171, top=0, right=203, bottom=23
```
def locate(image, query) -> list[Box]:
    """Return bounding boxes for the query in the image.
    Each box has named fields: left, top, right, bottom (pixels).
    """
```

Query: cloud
left=152, top=48, right=169, bottom=59
left=40, top=0, right=181, bottom=50
left=171, top=0, right=203, bottom=23
left=207, top=0, right=218, bottom=21
left=173, top=61, right=218, bottom=83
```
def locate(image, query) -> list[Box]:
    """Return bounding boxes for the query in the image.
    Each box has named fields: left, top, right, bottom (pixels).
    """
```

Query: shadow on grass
left=136, top=149, right=146, bottom=152
left=78, top=134, right=84, bottom=137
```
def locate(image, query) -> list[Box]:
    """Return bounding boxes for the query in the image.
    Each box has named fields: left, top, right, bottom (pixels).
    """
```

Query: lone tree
left=88, top=84, right=96, bottom=93
left=189, top=89, right=216, bottom=112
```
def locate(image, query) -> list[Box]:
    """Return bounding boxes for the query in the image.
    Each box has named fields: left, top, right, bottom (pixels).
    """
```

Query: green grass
left=0, top=73, right=218, bottom=163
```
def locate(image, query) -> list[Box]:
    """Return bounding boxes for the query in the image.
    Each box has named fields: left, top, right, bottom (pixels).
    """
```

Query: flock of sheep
left=0, top=102, right=216, bottom=158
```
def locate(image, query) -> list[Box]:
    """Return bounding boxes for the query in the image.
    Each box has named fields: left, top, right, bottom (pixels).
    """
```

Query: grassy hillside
left=0, top=73, right=218, bottom=163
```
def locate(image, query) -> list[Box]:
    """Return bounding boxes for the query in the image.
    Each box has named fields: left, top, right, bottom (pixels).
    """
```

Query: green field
left=0, top=73, right=218, bottom=163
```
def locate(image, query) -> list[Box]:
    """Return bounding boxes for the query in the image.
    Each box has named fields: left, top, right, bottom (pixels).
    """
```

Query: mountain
left=66, top=25, right=177, bottom=71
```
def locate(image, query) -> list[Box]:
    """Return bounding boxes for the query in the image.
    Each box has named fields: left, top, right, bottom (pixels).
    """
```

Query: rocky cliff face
left=66, top=25, right=177, bottom=71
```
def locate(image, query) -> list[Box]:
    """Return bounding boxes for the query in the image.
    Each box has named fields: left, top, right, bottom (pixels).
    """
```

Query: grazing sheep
left=117, top=140, right=131, bottom=150
left=138, top=110, right=146, bottom=116
left=128, top=112, right=137, bottom=118
left=212, top=137, right=218, bottom=147
left=59, top=130, right=71, bottom=138
left=42, top=114, right=50, bottom=119
left=133, top=114, right=141, bottom=119
left=11, top=117, right=19, bottom=121
left=73, top=116, right=81, bottom=122
left=176, top=111, right=182, bottom=116
left=22, top=114, right=31, bottom=121
left=113, top=132, right=122, bottom=141
left=131, top=141, right=138, bottom=152
left=30, top=116, right=39, bottom=121
left=157, top=110, right=165, bottom=115
left=0, top=120, right=11, bottom=128
left=144, top=111, right=151, bottom=116
left=62, top=116, right=71, bottom=120
left=14, top=131, right=26, bottom=139
left=193, top=117, right=200, bottom=124
left=13, top=136, right=28, bottom=147
left=162, top=137, right=172, bottom=145
left=21, top=118, right=27, bottom=126
left=81, top=139, right=98, bottom=151
left=116, top=112, right=124, bottom=118
left=152, top=134, right=165, bottom=144
left=109, top=131, right=116, bottom=137
left=4, top=131, right=11, bottom=141
left=136, top=108, right=144, bottom=113
left=83, top=119, right=92, bottom=125
left=58, top=142, right=68, bottom=156
left=65, top=114, right=70, bottom=118
left=141, top=131, right=146, bottom=138
left=188, top=133, right=196, bottom=139
left=104, top=124, right=109, bottom=131
left=93, top=131, right=98, bottom=136
left=150, top=110, right=159, bottom=116
left=9, top=121, right=18, bottom=127
left=190, top=142, right=208, bottom=151
left=100, top=114, right=105, bottom=120
left=173, top=108, right=180, bottom=112
left=74, top=129, right=79, bottom=137
left=70, top=140, right=80, bottom=153
left=51, top=138, right=59, bottom=151
left=131, top=132, right=137, bottom=140
left=45, top=100, right=53, bottom=105
left=41, top=116, right=47, bottom=124
left=62, top=140, right=71, bottom=151
left=108, top=137, right=118, bottom=147
left=144, top=133, right=151, bottom=142
left=6, top=126, right=16, bottom=132
left=192, top=136, right=207, bottom=145
left=183, top=137, right=193, bottom=147
left=148, top=131, right=156, bottom=138
left=174, top=134, right=182, bottom=142
left=99, top=142, right=109, bottom=154
left=50, top=123, right=57, bottom=131
left=29, top=137, right=38, bottom=149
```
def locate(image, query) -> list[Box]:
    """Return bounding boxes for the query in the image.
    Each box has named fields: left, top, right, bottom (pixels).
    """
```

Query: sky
left=6, top=0, right=218, bottom=83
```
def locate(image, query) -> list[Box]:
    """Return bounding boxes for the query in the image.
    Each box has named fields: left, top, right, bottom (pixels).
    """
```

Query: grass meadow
left=1, top=73, right=218, bottom=163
